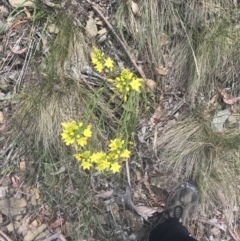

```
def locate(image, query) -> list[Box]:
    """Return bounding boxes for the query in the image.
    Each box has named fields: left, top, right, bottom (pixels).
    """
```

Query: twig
left=86, top=0, right=147, bottom=81
left=43, top=233, right=67, bottom=241
left=0, top=230, right=14, bottom=241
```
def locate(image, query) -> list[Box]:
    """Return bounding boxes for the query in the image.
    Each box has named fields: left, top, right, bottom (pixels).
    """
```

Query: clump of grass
left=154, top=113, right=240, bottom=226
left=115, top=0, right=240, bottom=104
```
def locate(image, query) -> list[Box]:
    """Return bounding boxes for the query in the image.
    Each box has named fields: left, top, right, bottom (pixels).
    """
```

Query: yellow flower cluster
left=61, top=121, right=131, bottom=174
left=74, top=138, right=130, bottom=173
left=108, top=69, right=143, bottom=101
left=91, top=47, right=143, bottom=101
left=91, top=47, right=114, bottom=73
left=61, top=121, right=92, bottom=146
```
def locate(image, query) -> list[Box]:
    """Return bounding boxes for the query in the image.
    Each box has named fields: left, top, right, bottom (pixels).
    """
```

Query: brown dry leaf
left=145, top=79, right=156, bottom=92
left=149, top=94, right=165, bottom=124
left=33, top=188, right=40, bottom=200
left=9, top=45, right=27, bottom=54
left=134, top=206, right=160, bottom=220
left=131, top=1, right=141, bottom=17
left=95, top=189, right=113, bottom=199
left=217, top=86, right=240, bottom=105
left=50, top=218, right=65, bottom=229
left=24, top=7, right=31, bottom=18
left=30, top=219, right=40, bottom=228
left=98, top=28, right=107, bottom=35
left=20, top=161, right=26, bottom=171
left=156, top=65, right=169, bottom=76
left=11, top=176, right=18, bottom=188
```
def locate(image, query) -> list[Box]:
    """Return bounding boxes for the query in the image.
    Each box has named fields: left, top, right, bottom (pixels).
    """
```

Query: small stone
left=24, top=224, right=47, bottom=241
left=226, top=114, right=239, bottom=128
left=211, top=109, right=231, bottom=132
left=85, top=17, right=98, bottom=38
left=7, top=221, right=21, bottom=232
left=8, top=0, right=34, bottom=8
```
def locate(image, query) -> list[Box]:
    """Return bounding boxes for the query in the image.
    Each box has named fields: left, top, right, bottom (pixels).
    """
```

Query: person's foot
left=157, top=181, right=199, bottom=226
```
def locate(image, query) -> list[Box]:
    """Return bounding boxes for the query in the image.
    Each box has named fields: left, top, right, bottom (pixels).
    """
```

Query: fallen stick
left=0, top=230, right=14, bottom=241
left=85, top=0, right=147, bottom=81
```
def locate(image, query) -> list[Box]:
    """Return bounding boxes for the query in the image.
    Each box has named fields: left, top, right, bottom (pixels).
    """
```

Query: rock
left=86, top=17, right=98, bottom=38
left=8, top=0, right=34, bottom=8
left=226, top=114, right=239, bottom=128
left=7, top=221, right=21, bottom=232
left=23, top=224, right=47, bottom=241
left=211, top=109, right=231, bottom=132
left=0, top=198, right=27, bottom=216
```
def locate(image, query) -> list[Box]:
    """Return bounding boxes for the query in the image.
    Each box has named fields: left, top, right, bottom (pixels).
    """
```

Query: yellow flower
left=80, top=161, right=92, bottom=170
left=91, top=152, right=107, bottom=164
left=74, top=151, right=91, bottom=162
left=121, top=69, right=133, bottom=79
left=95, top=62, right=104, bottom=73
left=130, top=78, right=142, bottom=91
left=120, top=149, right=131, bottom=158
left=110, top=162, right=121, bottom=173
left=107, top=78, right=114, bottom=83
left=95, top=160, right=111, bottom=172
left=76, top=137, right=88, bottom=147
left=83, top=125, right=92, bottom=138
left=91, top=56, right=99, bottom=65
left=74, top=153, right=82, bottom=161
left=61, top=121, right=79, bottom=145
left=108, top=138, right=124, bottom=152
left=104, top=57, right=114, bottom=71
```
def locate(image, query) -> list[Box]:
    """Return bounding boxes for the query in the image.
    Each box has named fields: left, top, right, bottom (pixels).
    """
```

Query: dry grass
left=154, top=113, right=240, bottom=226
left=115, top=0, right=240, bottom=103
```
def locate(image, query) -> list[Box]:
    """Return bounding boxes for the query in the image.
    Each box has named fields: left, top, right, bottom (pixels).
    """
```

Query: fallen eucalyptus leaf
left=95, top=189, right=113, bottom=199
